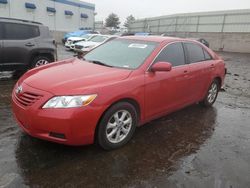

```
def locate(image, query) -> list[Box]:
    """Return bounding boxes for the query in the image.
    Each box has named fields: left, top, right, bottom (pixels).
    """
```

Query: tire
left=200, top=79, right=220, bottom=107
left=97, top=102, right=138, bottom=150
left=31, top=56, right=52, bottom=68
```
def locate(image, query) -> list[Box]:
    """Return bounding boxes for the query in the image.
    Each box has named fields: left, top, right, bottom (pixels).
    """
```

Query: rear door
left=2, top=23, right=39, bottom=69
left=183, top=42, right=214, bottom=101
left=145, top=42, right=190, bottom=119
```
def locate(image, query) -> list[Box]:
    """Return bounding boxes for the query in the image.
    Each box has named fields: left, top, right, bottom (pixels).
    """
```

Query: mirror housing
left=151, top=62, right=172, bottom=72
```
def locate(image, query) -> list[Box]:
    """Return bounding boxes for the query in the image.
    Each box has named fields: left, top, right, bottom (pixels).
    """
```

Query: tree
left=105, top=13, right=120, bottom=28
left=124, top=15, right=135, bottom=28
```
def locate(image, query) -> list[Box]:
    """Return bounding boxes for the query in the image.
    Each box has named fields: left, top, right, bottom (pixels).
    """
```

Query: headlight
left=42, top=94, right=97, bottom=109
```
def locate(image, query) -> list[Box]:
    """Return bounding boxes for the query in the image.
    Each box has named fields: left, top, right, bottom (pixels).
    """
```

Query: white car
left=74, top=35, right=117, bottom=54
left=65, top=34, right=99, bottom=50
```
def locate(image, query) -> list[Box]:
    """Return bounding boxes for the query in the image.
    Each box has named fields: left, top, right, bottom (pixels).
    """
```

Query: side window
left=203, top=49, right=213, bottom=60
left=184, top=43, right=205, bottom=63
left=4, top=23, right=40, bottom=40
left=154, top=42, right=185, bottom=67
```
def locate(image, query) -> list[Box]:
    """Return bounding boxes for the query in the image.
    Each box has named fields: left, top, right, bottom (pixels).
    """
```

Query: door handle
left=210, top=64, right=215, bottom=70
left=25, top=43, right=35, bottom=47
left=183, top=70, right=189, bottom=78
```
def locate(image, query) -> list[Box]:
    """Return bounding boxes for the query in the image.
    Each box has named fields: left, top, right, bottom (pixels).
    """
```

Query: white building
left=0, top=0, right=95, bottom=32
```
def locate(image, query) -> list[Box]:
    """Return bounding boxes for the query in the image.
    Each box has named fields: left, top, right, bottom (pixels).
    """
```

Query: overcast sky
left=84, top=0, right=250, bottom=24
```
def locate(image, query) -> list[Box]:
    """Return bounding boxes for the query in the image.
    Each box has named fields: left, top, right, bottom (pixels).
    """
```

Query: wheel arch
left=94, top=97, right=141, bottom=143
left=214, top=76, right=222, bottom=88
left=29, top=50, right=55, bottom=67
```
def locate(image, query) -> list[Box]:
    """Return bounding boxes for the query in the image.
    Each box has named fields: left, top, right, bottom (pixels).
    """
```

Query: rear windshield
left=84, top=39, right=158, bottom=69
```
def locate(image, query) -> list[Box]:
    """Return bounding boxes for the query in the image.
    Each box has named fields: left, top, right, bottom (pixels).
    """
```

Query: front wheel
left=200, top=79, right=220, bottom=107
left=97, top=102, right=138, bottom=150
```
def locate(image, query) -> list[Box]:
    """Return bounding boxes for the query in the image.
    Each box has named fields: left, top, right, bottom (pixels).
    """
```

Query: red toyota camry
left=12, top=36, right=226, bottom=150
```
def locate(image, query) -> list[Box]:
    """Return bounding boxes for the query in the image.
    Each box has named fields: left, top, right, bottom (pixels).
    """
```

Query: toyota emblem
left=15, top=85, right=23, bottom=94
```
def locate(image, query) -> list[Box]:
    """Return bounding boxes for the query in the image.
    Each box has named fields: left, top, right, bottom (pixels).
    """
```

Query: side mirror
left=151, top=62, right=172, bottom=72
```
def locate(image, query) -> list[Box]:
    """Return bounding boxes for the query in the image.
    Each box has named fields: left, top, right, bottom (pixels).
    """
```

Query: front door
left=145, top=42, right=190, bottom=119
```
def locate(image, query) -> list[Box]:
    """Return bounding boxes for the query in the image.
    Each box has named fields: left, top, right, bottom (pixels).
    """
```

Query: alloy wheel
left=207, top=82, right=218, bottom=104
left=106, top=110, right=132, bottom=144
left=35, top=59, right=49, bottom=67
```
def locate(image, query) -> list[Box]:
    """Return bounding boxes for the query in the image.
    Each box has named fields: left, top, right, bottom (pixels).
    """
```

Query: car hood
left=20, top=58, right=132, bottom=95
left=75, top=41, right=100, bottom=47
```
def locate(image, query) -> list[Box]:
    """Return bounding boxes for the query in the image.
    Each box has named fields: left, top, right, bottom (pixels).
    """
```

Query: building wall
left=0, top=0, right=95, bottom=32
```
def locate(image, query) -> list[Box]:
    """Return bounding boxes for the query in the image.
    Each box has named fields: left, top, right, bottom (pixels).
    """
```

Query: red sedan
left=12, top=36, right=226, bottom=150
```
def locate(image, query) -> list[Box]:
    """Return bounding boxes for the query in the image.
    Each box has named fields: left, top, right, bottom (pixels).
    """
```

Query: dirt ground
left=0, top=46, right=250, bottom=188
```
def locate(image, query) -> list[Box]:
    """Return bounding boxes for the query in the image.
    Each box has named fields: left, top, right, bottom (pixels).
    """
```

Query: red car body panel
left=12, top=36, right=226, bottom=145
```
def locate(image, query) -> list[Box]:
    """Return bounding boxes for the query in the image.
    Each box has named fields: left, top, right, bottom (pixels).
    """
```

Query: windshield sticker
left=128, top=44, right=148, bottom=49
left=123, top=65, right=130, bottom=68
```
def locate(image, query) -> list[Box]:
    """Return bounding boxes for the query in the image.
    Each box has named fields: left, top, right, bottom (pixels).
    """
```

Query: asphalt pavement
left=0, top=46, right=250, bottom=188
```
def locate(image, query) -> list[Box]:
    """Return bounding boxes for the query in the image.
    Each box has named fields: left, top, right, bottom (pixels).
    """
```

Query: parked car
left=65, top=34, right=99, bottom=50
left=135, top=32, right=152, bottom=36
left=62, top=30, right=99, bottom=44
left=12, top=36, right=226, bottom=150
left=191, top=38, right=210, bottom=48
left=0, top=17, right=57, bottom=72
left=74, top=35, right=117, bottom=55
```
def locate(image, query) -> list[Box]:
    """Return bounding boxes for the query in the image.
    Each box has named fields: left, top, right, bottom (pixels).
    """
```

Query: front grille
left=15, top=92, right=42, bottom=107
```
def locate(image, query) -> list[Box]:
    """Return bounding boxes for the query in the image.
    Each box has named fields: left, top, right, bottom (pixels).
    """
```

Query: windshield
left=90, top=35, right=109, bottom=43
left=84, top=39, right=158, bottom=69
left=80, top=34, right=92, bottom=39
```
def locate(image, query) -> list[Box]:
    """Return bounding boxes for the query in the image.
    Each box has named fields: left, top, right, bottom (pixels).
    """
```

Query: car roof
left=120, top=35, right=192, bottom=43
left=0, top=17, right=42, bottom=26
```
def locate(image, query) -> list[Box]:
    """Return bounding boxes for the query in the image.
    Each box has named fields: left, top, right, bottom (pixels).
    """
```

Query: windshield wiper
left=88, top=60, right=113, bottom=67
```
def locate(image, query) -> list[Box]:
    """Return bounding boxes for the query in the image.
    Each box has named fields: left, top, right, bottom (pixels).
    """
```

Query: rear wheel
left=200, top=79, right=220, bottom=107
left=97, top=102, right=138, bottom=150
left=31, top=56, right=52, bottom=68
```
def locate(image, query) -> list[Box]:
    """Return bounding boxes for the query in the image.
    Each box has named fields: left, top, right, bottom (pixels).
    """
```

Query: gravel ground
left=0, top=46, right=250, bottom=188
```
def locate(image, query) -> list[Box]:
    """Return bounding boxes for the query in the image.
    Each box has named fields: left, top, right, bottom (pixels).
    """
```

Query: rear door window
left=3, top=23, right=40, bottom=40
left=154, top=42, right=186, bottom=67
left=184, top=42, right=206, bottom=63
left=203, top=49, right=213, bottom=60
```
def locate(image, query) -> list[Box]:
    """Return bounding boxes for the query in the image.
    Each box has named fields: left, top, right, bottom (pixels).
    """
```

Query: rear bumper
left=12, top=83, right=104, bottom=146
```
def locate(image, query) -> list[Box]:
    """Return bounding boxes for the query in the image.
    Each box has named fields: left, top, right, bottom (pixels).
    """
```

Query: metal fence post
left=196, top=16, right=200, bottom=32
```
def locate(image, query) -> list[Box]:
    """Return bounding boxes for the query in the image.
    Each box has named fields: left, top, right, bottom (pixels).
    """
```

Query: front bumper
left=12, top=83, right=103, bottom=146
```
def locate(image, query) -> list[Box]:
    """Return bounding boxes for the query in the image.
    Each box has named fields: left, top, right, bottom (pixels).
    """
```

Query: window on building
left=154, top=42, right=186, bottom=67
left=3, top=23, right=40, bottom=40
